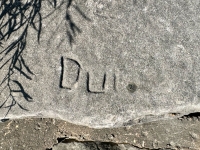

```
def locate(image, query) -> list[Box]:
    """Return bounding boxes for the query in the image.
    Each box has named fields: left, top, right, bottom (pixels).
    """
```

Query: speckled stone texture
left=0, top=0, right=200, bottom=128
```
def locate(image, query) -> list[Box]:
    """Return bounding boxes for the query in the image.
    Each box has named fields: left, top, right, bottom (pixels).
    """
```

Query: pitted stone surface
left=0, top=0, right=200, bottom=127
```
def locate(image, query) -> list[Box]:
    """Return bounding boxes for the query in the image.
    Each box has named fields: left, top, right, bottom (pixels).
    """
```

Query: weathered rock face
left=52, top=141, right=139, bottom=150
left=0, top=0, right=200, bottom=128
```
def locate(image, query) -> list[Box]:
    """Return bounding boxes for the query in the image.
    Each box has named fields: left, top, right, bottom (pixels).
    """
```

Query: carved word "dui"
left=60, top=57, right=116, bottom=93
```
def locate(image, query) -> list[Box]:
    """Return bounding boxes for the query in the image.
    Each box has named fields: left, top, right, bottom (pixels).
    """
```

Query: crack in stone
left=178, top=112, right=200, bottom=121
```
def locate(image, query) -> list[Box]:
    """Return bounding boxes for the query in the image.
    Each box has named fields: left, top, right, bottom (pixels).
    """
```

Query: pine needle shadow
left=0, top=0, right=42, bottom=117
left=0, top=0, right=91, bottom=117
left=47, top=0, right=91, bottom=47
left=65, top=0, right=91, bottom=46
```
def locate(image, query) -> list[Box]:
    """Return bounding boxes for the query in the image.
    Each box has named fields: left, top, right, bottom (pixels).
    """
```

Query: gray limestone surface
left=0, top=0, right=200, bottom=128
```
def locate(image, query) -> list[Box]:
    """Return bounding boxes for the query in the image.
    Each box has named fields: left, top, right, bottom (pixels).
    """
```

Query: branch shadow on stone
left=0, top=0, right=42, bottom=117
left=65, top=0, right=91, bottom=46
left=46, top=0, right=91, bottom=47
left=0, top=0, right=91, bottom=117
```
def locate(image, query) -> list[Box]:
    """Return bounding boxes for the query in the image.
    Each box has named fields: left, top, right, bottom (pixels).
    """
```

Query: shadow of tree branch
left=0, top=0, right=90, bottom=117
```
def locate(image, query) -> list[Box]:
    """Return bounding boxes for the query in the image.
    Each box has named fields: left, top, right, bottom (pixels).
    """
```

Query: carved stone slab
left=0, top=0, right=200, bottom=127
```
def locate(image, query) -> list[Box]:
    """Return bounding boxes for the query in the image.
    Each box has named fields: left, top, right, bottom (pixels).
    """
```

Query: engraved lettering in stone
left=86, top=72, right=106, bottom=93
left=113, top=74, right=117, bottom=91
left=60, top=57, right=117, bottom=93
left=60, top=57, right=81, bottom=89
